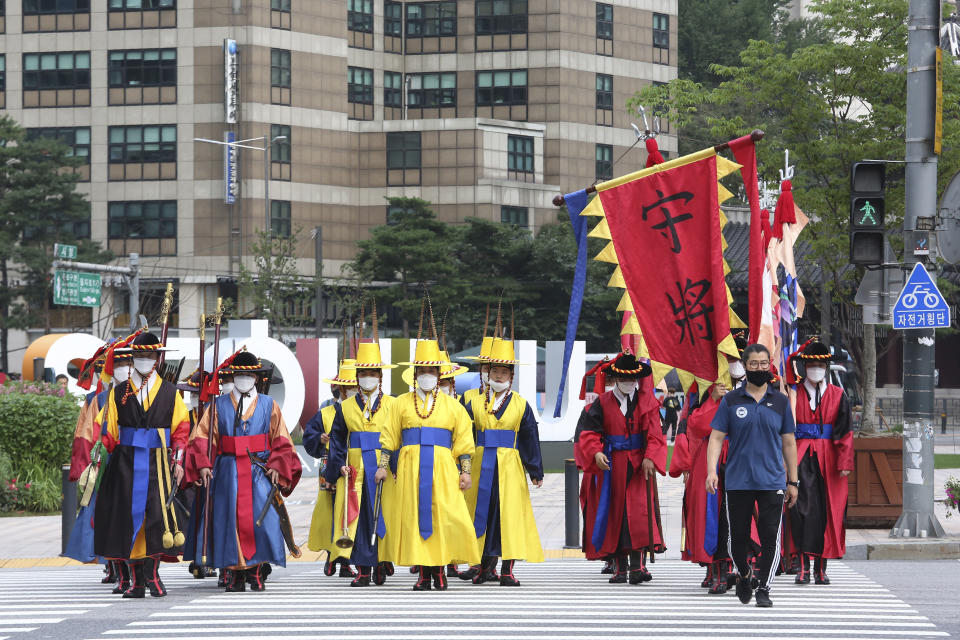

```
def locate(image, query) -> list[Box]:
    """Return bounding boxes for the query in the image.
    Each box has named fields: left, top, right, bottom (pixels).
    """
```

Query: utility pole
left=892, top=0, right=945, bottom=539
left=314, top=225, right=324, bottom=338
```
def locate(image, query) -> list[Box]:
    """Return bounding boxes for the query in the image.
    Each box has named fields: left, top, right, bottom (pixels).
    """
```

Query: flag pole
left=551, top=129, right=764, bottom=206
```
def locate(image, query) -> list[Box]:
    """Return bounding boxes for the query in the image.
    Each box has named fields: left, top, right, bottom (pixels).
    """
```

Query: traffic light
left=849, top=161, right=885, bottom=265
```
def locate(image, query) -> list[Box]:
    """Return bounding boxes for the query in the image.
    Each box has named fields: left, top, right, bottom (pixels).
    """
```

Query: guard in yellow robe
left=324, top=342, right=398, bottom=587
left=376, top=338, right=480, bottom=591
left=463, top=338, right=544, bottom=586
left=304, top=359, right=357, bottom=577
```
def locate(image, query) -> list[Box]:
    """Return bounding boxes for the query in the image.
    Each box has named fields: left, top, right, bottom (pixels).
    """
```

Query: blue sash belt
left=473, top=428, right=517, bottom=537
left=401, top=427, right=453, bottom=540
left=349, top=431, right=386, bottom=538
left=796, top=422, right=833, bottom=439
left=703, top=434, right=730, bottom=556
left=119, top=426, right=170, bottom=549
left=592, top=433, right=645, bottom=550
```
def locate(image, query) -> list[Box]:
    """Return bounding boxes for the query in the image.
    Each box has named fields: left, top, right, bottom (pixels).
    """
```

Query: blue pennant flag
left=553, top=189, right=590, bottom=418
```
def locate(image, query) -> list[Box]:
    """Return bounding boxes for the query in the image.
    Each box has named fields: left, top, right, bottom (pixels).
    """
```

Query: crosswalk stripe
left=76, top=559, right=949, bottom=640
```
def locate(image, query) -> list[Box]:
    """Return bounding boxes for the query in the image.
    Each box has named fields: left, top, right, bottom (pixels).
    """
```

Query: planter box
left=847, top=435, right=903, bottom=528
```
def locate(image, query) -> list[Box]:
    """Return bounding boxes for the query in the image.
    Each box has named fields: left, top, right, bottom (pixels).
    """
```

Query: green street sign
left=54, top=243, right=78, bottom=260
left=54, top=270, right=101, bottom=308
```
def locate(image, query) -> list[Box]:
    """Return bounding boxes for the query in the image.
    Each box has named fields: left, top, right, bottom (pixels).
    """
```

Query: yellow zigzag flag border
left=582, top=147, right=746, bottom=395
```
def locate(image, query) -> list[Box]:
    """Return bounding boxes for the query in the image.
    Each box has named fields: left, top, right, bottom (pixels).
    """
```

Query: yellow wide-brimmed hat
left=399, top=339, right=447, bottom=367
left=487, top=338, right=527, bottom=366
left=351, top=342, right=397, bottom=369
left=402, top=350, right=468, bottom=386
left=463, top=336, right=495, bottom=362
left=322, top=358, right=358, bottom=385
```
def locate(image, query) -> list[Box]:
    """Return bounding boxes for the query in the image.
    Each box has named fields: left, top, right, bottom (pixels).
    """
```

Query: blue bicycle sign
left=892, top=263, right=951, bottom=330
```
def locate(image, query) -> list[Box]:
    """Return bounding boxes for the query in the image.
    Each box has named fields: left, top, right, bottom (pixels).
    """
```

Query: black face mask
left=745, top=369, right=773, bottom=387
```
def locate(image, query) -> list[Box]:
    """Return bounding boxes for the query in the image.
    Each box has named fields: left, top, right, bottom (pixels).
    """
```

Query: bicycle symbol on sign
left=900, top=284, right=939, bottom=310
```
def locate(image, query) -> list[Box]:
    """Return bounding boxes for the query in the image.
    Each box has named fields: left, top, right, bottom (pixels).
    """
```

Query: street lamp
left=193, top=133, right=287, bottom=236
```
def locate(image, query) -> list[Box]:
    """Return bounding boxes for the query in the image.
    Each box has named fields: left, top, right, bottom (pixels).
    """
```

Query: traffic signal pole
left=893, top=0, right=944, bottom=539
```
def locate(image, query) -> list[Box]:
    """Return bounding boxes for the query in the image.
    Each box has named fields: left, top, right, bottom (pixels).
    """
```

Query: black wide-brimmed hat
left=221, top=350, right=270, bottom=374
left=608, top=352, right=652, bottom=379
left=797, top=340, right=843, bottom=362
left=115, top=332, right=174, bottom=354
left=176, top=369, right=202, bottom=393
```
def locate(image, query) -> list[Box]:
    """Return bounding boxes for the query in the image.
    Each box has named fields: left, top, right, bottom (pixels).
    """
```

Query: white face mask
left=220, top=381, right=234, bottom=395
left=728, top=361, right=745, bottom=380
left=358, top=376, right=379, bottom=392
left=605, top=384, right=616, bottom=393
left=616, top=380, right=637, bottom=395
left=112, top=365, right=131, bottom=382
left=234, top=375, right=257, bottom=394
left=440, top=384, right=454, bottom=396
left=343, top=386, right=359, bottom=398
left=490, top=379, right=510, bottom=394
left=417, top=374, right=438, bottom=392
left=480, top=371, right=490, bottom=386
left=806, top=366, right=827, bottom=383
left=133, top=357, right=156, bottom=376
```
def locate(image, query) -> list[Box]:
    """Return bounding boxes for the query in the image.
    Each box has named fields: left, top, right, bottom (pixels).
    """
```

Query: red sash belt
left=219, top=434, right=270, bottom=560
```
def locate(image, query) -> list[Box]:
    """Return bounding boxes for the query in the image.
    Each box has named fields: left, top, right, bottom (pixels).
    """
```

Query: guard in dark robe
left=574, top=352, right=667, bottom=583
left=787, top=340, right=853, bottom=585
left=93, top=333, right=191, bottom=598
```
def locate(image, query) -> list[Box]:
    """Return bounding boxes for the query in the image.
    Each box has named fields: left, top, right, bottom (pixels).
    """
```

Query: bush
left=0, top=382, right=80, bottom=469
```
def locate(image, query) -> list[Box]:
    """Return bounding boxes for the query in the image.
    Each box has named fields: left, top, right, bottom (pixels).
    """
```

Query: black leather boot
left=608, top=555, right=627, bottom=584
left=144, top=557, right=167, bottom=597
left=225, top=568, right=246, bottom=592
left=351, top=566, right=372, bottom=587
left=472, top=556, right=499, bottom=585
left=102, top=561, right=118, bottom=584
left=629, top=551, right=652, bottom=584
left=431, top=566, right=448, bottom=590
left=248, top=564, right=268, bottom=591
left=412, top=565, right=431, bottom=591
left=112, top=561, right=130, bottom=594
left=701, top=563, right=713, bottom=588
left=814, top=556, right=830, bottom=585
left=122, top=561, right=145, bottom=598
left=499, top=559, right=520, bottom=586
left=795, top=553, right=811, bottom=584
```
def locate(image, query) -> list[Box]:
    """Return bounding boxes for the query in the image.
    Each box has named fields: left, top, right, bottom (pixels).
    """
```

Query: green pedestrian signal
left=850, top=162, right=886, bottom=265
left=858, top=200, right=878, bottom=225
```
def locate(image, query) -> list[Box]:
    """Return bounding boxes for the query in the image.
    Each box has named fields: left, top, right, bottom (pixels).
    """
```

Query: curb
left=846, top=540, right=960, bottom=560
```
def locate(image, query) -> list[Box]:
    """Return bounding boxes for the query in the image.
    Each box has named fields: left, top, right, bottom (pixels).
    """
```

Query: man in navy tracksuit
left=705, top=343, right=798, bottom=608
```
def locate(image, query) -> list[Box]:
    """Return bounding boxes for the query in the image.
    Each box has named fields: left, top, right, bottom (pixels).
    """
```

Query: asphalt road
left=0, top=558, right=956, bottom=640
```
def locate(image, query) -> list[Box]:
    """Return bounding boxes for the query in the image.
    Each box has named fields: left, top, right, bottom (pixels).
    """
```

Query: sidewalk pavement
left=2, top=470, right=958, bottom=566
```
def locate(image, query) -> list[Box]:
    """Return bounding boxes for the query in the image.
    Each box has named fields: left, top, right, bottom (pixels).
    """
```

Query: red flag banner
left=598, top=155, right=730, bottom=384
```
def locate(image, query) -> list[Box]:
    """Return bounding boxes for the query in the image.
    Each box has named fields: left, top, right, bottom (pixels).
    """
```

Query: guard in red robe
left=574, top=352, right=667, bottom=584
left=787, top=340, right=853, bottom=585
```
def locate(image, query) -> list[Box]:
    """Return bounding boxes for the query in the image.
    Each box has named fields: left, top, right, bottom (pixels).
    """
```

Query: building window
left=596, top=74, right=613, bottom=110
left=108, top=49, right=176, bottom=87
left=348, top=66, right=373, bottom=104
left=271, top=49, right=291, bottom=88
left=386, top=132, right=421, bottom=169
left=110, top=0, right=175, bottom=7
left=501, top=206, right=528, bottom=227
left=23, top=209, right=91, bottom=241
left=23, top=0, right=89, bottom=12
left=476, top=0, right=527, bottom=35
left=507, top=135, right=534, bottom=174
left=0, top=55, right=4, bottom=95
left=406, top=1, right=456, bottom=37
left=271, top=200, right=291, bottom=238
left=23, top=52, right=90, bottom=90
left=108, top=0, right=175, bottom=29
left=596, top=3, right=612, bottom=39
left=407, top=72, right=456, bottom=108
left=384, top=71, right=402, bottom=108
left=270, top=0, right=289, bottom=9
left=385, top=1, right=402, bottom=36
left=271, top=125, right=291, bottom=163
left=348, top=0, right=373, bottom=32
left=596, top=144, right=612, bottom=181
left=108, top=201, right=177, bottom=256
left=476, top=69, right=527, bottom=106
left=653, top=13, right=669, bottom=49
left=271, top=0, right=290, bottom=28
left=26, top=127, right=91, bottom=163
left=108, top=125, right=176, bottom=181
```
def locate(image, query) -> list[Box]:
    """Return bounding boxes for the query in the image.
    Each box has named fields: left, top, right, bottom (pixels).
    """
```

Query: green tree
left=0, top=115, right=91, bottom=374
left=346, top=197, right=459, bottom=338
left=238, top=226, right=320, bottom=340
left=629, top=0, right=960, bottom=429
